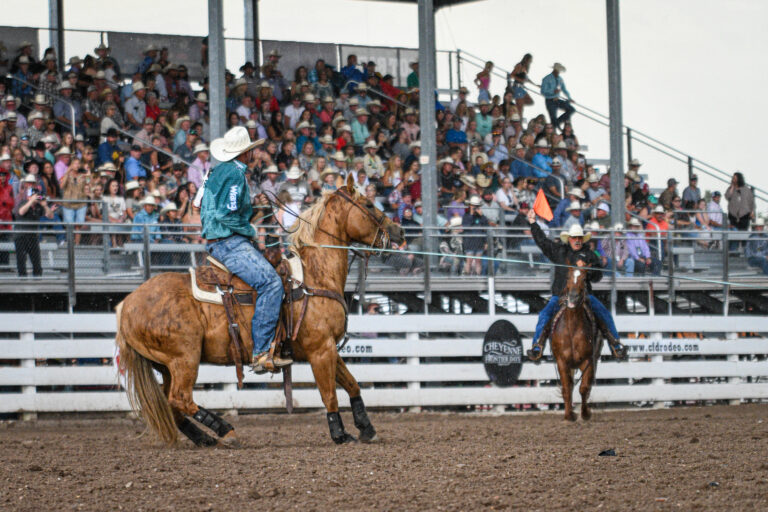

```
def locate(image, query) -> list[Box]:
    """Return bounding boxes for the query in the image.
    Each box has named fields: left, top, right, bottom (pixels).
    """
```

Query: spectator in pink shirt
left=53, top=146, right=72, bottom=182
left=187, top=143, right=211, bottom=188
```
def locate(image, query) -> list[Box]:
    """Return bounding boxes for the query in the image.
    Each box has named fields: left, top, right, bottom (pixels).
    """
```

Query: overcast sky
left=5, top=0, right=768, bottom=208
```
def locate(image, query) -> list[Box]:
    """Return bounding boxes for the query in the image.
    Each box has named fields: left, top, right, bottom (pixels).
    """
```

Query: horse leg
left=580, top=359, right=596, bottom=421
left=336, top=356, right=379, bottom=443
left=165, top=358, right=238, bottom=446
left=158, top=365, right=217, bottom=447
left=309, top=346, right=356, bottom=444
left=557, top=359, right=576, bottom=422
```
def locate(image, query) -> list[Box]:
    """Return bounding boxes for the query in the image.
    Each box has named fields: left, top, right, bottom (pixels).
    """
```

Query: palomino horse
left=550, top=265, right=602, bottom=421
left=116, top=176, right=404, bottom=446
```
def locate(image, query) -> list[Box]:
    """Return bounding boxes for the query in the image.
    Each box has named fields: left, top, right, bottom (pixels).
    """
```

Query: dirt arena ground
left=1, top=404, right=766, bottom=511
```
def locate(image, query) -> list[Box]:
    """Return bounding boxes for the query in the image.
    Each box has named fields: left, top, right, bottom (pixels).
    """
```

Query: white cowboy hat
left=319, top=168, right=340, bottom=179
left=21, top=173, right=37, bottom=183
left=193, top=143, right=209, bottom=154
left=587, top=173, right=600, bottom=183
left=468, top=195, right=482, bottom=207
left=559, top=223, right=591, bottom=243
left=552, top=62, right=567, bottom=72
left=139, top=196, right=156, bottom=206
left=285, top=167, right=304, bottom=180
left=160, top=203, right=178, bottom=215
left=586, top=221, right=601, bottom=232
left=210, top=126, right=264, bottom=162
left=653, top=205, right=666, bottom=214
left=629, top=158, right=642, bottom=167
left=356, top=108, right=370, bottom=116
left=348, top=97, right=359, bottom=106
left=754, top=218, right=765, bottom=227
left=58, top=82, right=73, bottom=91
left=613, top=223, right=624, bottom=231
left=568, top=188, right=585, bottom=199
left=551, top=156, right=562, bottom=167
left=568, top=200, right=582, bottom=211
left=363, top=140, right=378, bottom=150
left=628, top=217, right=642, bottom=227
left=409, top=140, right=421, bottom=148
left=319, top=135, right=334, bottom=145
left=535, top=139, right=549, bottom=148
left=245, top=119, right=258, bottom=129
left=28, top=111, right=44, bottom=121
left=296, top=121, right=311, bottom=130
left=132, top=81, right=146, bottom=94
left=331, top=151, right=346, bottom=161
left=262, top=165, right=279, bottom=175
left=99, top=162, right=117, bottom=172
left=449, top=216, right=463, bottom=228
left=33, top=94, right=47, bottom=104
left=460, top=175, right=476, bottom=188
left=125, top=181, right=141, bottom=192
left=303, top=93, right=316, bottom=102
left=54, top=147, right=72, bottom=156
left=195, top=92, right=208, bottom=103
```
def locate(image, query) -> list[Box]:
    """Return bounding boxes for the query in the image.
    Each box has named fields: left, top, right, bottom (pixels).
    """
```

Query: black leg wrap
left=193, top=407, right=234, bottom=438
left=178, top=418, right=217, bottom=447
left=327, top=412, right=357, bottom=445
left=350, top=396, right=377, bottom=443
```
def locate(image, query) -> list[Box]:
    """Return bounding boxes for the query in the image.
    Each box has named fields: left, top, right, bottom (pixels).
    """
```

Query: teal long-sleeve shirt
left=200, top=159, right=256, bottom=240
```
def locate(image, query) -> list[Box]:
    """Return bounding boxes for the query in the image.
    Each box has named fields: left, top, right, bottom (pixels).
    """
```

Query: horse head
left=564, top=264, right=588, bottom=309
left=337, top=174, right=404, bottom=250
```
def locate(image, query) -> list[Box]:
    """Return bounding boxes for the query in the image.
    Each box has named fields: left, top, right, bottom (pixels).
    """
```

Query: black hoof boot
left=350, top=396, right=379, bottom=443
left=327, top=412, right=358, bottom=445
left=179, top=418, right=217, bottom=447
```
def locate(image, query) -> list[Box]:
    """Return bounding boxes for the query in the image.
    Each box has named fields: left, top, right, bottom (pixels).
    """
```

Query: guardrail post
left=406, top=332, right=421, bottom=413
left=722, top=230, right=729, bottom=316
left=102, top=202, right=110, bottom=275
left=447, top=51, right=454, bottom=101
left=486, top=230, right=496, bottom=315
left=649, top=331, right=665, bottom=409
left=609, top=229, right=617, bottom=315
left=687, top=156, right=694, bottom=183
left=66, top=223, right=76, bottom=311
left=142, top=224, right=151, bottom=281
left=666, top=230, right=674, bottom=315
left=626, top=127, right=633, bottom=163
left=455, top=49, right=462, bottom=89
left=423, top=227, right=431, bottom=314
left=20, top=331, right=37, bottom=421
left=725, top=332, right=740, bottom=406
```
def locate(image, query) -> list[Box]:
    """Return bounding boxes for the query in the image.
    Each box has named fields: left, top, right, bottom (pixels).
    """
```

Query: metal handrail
left=7, top=73, right=77, bottom=138
left=456, top=49, right=764, bottom=204
left=344, top=80, right=410, bottom=110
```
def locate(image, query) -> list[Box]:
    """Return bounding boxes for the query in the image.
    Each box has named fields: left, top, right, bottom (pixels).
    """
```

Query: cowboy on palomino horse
left=524, top=208, right=628, bottom=362
left=200, top=126, right=291, bottom=373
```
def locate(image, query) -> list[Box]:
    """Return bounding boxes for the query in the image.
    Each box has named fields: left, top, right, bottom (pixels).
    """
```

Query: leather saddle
left=190, top=256, right=258, bottom=305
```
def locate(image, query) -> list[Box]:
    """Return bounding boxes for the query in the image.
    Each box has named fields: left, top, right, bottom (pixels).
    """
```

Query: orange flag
left=533, top=188, right=554, bottom=222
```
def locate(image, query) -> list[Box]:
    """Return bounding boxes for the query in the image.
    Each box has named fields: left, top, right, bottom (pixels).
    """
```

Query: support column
left=208, top=0, right=227, bottom=144
left=606, top=0, right=625, bottom=224
left=418, top=0, right=438, bottom=255
left=243, top=0, right=259, bottom=68
left=49, top=0, right=64, bottom=69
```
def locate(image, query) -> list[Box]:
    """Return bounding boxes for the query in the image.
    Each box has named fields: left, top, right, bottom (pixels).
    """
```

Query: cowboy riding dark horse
left=524, top=208, right=628, bottom=362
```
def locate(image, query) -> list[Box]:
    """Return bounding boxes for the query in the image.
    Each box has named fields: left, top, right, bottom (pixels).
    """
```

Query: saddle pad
left=284, top=249, right=304, bottom=287
left=189, top=267, right=256, bottom=305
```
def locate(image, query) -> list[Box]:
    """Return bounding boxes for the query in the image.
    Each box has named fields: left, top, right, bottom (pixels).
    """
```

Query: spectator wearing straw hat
left=541, top=62, right=575, bottom=130
left=351, top=108, right=370, bottom=149
left=130, top=196, right=160, bottom=242
left=461, top=194, right=490, bottom=275
left=187, top=143, right=211, bottom=188
left=124, top=81, right=147, bottom=130
left=746, top=218, right=768, bottom=274
left=626, top=217, right=661, bottom=275
left=14, top=174, right=56, bottom=276
left=125, top=145, right=146, bottom=181
left=362, top=140, right=384, bottom=178
left=3, top=96, right=27, bottom=131
left=11, top=56, right=33, bottom=100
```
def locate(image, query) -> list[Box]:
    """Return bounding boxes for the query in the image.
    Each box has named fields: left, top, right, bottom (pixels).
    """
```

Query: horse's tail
left=115, top=301, right=178, bottom=445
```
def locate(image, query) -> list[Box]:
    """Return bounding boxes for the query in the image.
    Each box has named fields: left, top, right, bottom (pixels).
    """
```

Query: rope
left=270, top=240, right=766, bottom=290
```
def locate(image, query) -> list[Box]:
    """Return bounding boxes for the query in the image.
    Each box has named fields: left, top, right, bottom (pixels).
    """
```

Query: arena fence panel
left=0, top=314, right=766, bottom=417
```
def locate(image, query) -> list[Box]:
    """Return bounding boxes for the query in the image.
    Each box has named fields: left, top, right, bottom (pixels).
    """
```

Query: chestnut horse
left=116, top=176, right=404, bottom=446
left=549, top=266, right=603, bottom=421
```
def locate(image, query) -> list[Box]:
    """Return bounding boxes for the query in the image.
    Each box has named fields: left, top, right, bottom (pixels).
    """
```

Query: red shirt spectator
left=0, top=171, right=13, bottom=230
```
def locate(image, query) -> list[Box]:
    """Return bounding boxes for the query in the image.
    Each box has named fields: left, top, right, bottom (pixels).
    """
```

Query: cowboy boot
left=605, top=333, right=628, bottom=360
left=526, top=321, right=553, bottom=364
left=251, top=351, right=293, bottom=374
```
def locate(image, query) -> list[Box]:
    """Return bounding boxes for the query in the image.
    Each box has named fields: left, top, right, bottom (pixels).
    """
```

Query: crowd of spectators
left=0, top=41, right=762, bottom=277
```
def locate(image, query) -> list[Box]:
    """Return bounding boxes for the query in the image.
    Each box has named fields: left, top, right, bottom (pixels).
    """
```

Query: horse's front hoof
left=581, top=408, right=592, bottom=421
left=359, top=425, right=379, bottom=444
left=332, top=433, right=358, bottom=445
left=219, top=430, right=241, bottom=448
left=564, top=412, right=577, bottom=422
left=195, top=433, right=218, bottom=447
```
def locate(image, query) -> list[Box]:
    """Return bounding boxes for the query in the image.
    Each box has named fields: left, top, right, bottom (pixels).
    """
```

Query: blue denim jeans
left=207, top=235, right=284, bottom=355
left=533, top=294, right=619, bottom=342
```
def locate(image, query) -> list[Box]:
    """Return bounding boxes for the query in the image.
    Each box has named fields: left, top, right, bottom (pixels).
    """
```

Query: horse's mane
left=289, top=191, right=336, bottom=249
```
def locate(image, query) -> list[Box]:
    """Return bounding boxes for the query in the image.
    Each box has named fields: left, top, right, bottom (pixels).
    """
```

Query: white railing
left=1, top=314, right=767, bottom=417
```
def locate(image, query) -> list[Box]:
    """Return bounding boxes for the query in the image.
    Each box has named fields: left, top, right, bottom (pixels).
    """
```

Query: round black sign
left=482, top=319, right=523, bottom=387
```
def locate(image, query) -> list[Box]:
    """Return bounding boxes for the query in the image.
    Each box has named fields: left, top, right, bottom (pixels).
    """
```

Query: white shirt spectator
left=707, top=199, right=724, bottom=226
left=284, top=104, right=305, bottom=130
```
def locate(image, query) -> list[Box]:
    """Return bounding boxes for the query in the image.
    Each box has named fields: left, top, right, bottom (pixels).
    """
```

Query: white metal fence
left=1, top=314, right=767, bottom=417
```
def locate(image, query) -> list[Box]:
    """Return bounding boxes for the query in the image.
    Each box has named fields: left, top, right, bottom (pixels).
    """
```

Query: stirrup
left=609, top=342, right=627, bottom=360
left=526, top=345, right=544, bottom=364
left=251, top=352, right=293, bottom=375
